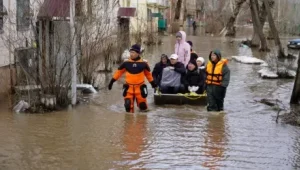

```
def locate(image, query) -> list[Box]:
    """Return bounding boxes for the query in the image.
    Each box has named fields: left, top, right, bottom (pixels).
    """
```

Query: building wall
left=0, top=0, right=35, bottom=99
left=0, top=65, right=15, bottom=101
left=128, top=0, right=148, bottom=33
left=119, top=0, right=169, bottom=43
left=186, top=0, right=196, bottom=17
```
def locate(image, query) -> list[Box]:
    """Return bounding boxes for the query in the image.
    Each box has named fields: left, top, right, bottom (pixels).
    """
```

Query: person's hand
left=188, top=86, right=192, bottom=92
left=193, top=86, right=199, bottom=92
left=108, top=79, right=116, bottom=90
left=150, top=81, right=157, bottom=89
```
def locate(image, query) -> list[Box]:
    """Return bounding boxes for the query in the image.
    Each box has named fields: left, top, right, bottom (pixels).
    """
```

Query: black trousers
left=206, top=85, right=227, bottom=111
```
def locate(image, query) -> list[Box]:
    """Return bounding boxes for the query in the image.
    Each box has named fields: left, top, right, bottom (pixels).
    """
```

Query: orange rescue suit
left=206, top=59, right=228, bottom=86
left=113, top=57, right=154, bottom=113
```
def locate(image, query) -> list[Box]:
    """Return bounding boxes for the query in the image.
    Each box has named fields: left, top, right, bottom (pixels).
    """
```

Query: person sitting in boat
left=184, top=60, right=205, bottom=94
left=160, top=54, right=186, bottom=94
left=206, top=49, right=230, bottom=112
left=152, top=54, right=170, bottom=87
left=187, top=40, right=198, bottom=62
left=196, top=57, right=206, bottom=93
left=196, top=57, right=205, bottom=70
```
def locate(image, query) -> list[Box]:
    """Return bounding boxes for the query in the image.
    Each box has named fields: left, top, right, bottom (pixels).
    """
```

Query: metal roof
left=38, top=0, right=71, bottom=19
left=117, top=7, right=136, bottom=18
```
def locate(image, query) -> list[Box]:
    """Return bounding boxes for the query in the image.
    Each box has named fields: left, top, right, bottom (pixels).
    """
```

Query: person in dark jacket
left=152, top=54, right=169, bottom=87
left=160, top=54, right=186, bottom=94
left=184, top=60, right=205, bottom=94
left=196, top=57, right=206, bottom=93
left=187, top=40, right=198, bottom=62
left=206, top=49, right=230, bottom=112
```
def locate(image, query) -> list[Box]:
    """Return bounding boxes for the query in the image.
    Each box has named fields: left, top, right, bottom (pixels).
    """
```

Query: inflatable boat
left=154, top=92, right=207, bottom=106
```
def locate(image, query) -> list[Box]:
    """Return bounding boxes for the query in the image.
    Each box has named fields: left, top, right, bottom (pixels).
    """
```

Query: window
left=127, top=0, right=130, bottom=7
left=147, top=8, right=152, bottom=21
left=16, top=0, right=30, bottom=31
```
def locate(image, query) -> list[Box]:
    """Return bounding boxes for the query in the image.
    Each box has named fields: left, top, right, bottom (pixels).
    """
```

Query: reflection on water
left=202, top=114, right=227, bottom=169
left=122, top=114, right=147, bottom=162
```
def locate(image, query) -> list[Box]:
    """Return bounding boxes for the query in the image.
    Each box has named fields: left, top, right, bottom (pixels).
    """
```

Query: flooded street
left=1, top=32, right=300, bottom=169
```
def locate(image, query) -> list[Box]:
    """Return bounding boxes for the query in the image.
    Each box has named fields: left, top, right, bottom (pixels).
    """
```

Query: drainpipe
left=70, top=0, right=77, bottom=105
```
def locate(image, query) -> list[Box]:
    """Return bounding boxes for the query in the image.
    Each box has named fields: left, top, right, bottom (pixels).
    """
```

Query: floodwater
left=1, top=29, right=300, bottom=169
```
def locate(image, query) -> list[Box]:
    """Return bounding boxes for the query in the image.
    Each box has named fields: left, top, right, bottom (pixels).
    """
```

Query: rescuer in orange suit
left=108, top=44, right=157, bottom=113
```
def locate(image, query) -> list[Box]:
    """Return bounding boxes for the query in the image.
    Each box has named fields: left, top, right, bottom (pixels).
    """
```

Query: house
left=119, top=0, right=168, bottom=44
left=0, top=0, right=34, bottom=98
left=0, top=0, right=120, bottom=103
left=147, top=0, right=169, bottom=32
left=35, top=0, right=120, bottom=101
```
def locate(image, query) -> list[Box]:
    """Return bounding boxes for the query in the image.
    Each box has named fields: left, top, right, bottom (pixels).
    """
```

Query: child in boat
left=196, top=57, right=206, bottom=94
left=160, top=54, right=186, bottom=94
left=152, top=54, right=170, bottom=87
left=187, top=41, right=198, bottom=62
left=196, top=57, right=205, bottom=70
left=184, top=60, right=205, bottom=94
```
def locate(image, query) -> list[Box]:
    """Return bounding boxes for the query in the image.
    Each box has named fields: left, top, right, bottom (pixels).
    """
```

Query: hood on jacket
left=160, top=54, right=170, bottom=64
left=209, top=49, right=221, bottom=62
left=176, top=31, right=187, bottom=44
left=187, top=40, right=193, bottom=48
left=187, top=60, right=198, bottom=71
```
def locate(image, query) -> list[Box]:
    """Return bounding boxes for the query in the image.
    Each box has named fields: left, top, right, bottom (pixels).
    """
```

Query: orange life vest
left=206, top=59, right=228, bottom=86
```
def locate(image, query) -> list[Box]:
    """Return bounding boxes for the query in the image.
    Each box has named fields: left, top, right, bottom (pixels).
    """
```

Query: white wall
left=0, top=0, right=37, bottom=67
left=129, top=0, right=148, bottom=33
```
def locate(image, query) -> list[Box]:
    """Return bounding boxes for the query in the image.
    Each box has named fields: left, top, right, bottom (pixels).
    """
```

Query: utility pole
left=70, top=0, right=77, bottom=105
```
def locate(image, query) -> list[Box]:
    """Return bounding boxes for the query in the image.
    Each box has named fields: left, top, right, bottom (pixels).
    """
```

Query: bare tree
left=201, top=0, right=234, bottom=34
left=174, top=0, right=182, bottom=21
left=179, top=0, right=186, bottom=29
left=77, top=0, right=118, bottom=85
left=249, top=1, right=265, bottom=46
left=0, top=0, right=119, bottom=111
left=263, top=0, right=285, bottom=58
left=250, top=0, right=269, bottom=51
left=223, top=0, right=247, bottom=36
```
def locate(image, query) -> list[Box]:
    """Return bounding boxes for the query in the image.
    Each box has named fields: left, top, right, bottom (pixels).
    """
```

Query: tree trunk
left=179, top=0, right=186, bottom=30
left=174, top=0, right=182, bottom=21
left=224, top=0, right=247, bottom=36
left=263, top=0, right=285, bottom=58
left=251, top=1, right=268, bottom=46
left=250, top=0, right=269, bottom=51
left=290, top=53, right=300, bottom=104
